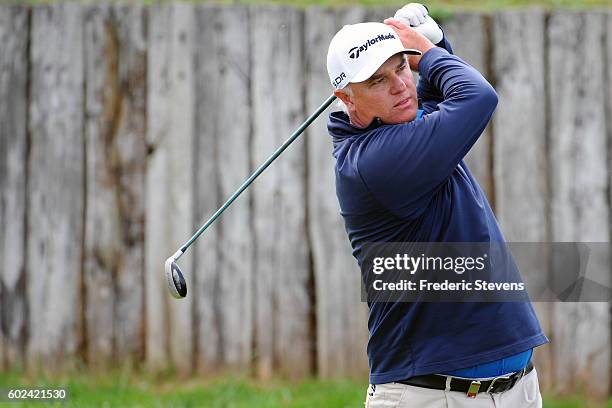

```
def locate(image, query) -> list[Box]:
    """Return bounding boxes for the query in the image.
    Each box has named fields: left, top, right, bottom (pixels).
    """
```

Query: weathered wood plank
left=110, top=4, right=147, bottom=365
left=492, top=10, right=548, bottom=241
left=548, top=11, right=610, bottom=397
left=491, top=10, right=553, bottom=390
left=304, top=6, right=369, bottom=379
left=192, top=4, right=221, bottom=373
left=444, top=13, right=489, bottom=76
left=83, top=4, right=115, bottom=368
left=251, top=6, right=312, bottom=378
left=146, top=3, right=195, bottom=373
left=444, top=12, right=493, bottom=201
left=83, top=4, right=146, bottom=368
left=0, top=5, right=28, bottom=370
left=27, top=4, right=84, bottom=368
left=192, top=4, right=252, bottom=373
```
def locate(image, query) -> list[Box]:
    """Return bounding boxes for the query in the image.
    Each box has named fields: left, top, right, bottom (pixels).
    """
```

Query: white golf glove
left=393, top=3, right=444, bottom=44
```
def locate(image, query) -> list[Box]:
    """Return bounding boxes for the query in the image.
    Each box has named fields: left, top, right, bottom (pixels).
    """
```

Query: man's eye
left=370, top=78, right=384, bottom=86
left=398, top=64, right=407, bottom=72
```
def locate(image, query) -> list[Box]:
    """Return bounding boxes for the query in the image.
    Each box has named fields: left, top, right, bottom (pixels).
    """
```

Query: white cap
left=327, top=22, right=421, bottom=90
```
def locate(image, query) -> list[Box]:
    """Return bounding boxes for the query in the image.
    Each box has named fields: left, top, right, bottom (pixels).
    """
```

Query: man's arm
left=417, top=19, right=453, bottom=112
left=416, top=40, right=451, bottom=113
left=357, top=38, right=497, bottom=219
left=388, top=4, right=454, bottom=112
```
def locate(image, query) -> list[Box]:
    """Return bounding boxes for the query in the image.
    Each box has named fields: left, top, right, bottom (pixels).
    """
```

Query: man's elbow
left=477, top=83, right=498, bottom=115
left=463, top=83, right=498, bottom=118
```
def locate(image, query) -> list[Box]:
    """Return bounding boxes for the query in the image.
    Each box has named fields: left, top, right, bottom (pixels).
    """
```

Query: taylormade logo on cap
left=348, top=33, right=396, bottom=59
left=327, top=22, right=421, bottom=90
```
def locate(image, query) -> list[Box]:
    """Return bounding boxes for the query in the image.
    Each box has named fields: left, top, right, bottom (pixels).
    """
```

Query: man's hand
left=393, top=3, right=443, bottom=45
left=383, top=18, right=434, bottom=72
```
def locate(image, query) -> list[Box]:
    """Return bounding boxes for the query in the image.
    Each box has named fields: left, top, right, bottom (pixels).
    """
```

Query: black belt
left=397, top=361, right=534, bottom=398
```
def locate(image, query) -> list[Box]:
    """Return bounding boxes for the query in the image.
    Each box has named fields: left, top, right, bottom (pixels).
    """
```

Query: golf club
left=165, top=94, right=337, bottom=299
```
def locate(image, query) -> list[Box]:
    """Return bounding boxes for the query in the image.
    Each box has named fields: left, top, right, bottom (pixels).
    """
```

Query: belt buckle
left=467, top=380, right=481, bottom=398
left=486, top=371, right=518, bottom=394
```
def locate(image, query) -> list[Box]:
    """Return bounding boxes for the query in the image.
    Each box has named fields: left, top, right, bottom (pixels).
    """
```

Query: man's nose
left=389, top=74, right=407, bottom=94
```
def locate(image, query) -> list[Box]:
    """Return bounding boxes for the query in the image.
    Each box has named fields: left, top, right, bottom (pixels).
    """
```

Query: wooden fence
left=1, top=3, right=611, bottom=396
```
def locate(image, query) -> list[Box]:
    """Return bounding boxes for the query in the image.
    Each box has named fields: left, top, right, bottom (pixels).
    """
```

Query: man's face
left=338, top=54, right=417, bottom=127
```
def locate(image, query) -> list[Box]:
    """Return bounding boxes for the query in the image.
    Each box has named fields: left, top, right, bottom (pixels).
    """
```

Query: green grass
left=1, top=369, right=611, bottom=407
left=0, top=370, right=366, bottom=408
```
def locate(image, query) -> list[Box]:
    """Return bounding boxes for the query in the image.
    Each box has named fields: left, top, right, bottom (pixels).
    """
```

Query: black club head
left=165, top=257, right=187, bottom=299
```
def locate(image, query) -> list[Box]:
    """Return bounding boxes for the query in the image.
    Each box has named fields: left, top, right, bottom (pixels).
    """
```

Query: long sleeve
left=418, top=33, right=454, bottom=113
left=357, top=47, right=498, bottom=219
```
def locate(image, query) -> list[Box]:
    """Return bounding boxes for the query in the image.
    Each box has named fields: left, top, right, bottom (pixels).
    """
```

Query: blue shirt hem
left=369, top=333, right=548, bottom=384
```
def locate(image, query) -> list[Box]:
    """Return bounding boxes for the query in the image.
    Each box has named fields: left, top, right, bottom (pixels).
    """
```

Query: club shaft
left=176, top=94, right=337, bottom=258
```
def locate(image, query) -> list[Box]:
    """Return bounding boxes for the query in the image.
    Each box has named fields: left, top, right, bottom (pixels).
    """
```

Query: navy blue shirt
left=328, top=42, right=548, bottom=384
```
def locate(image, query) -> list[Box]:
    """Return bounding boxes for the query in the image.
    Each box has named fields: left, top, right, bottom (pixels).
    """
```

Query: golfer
left=326, top=4, right=548, bottom=407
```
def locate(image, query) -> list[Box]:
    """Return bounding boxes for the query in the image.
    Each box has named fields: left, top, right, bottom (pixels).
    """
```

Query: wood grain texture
left=491, top=10, right=553, bottom=389
left=548, top=11, right=610, bottom=397
left=304, top=6, right=369, bottom=379
left=493, top=12, right=558, bottom=387
left=0, top=5, right=28, bottom=369
left=109, top=4, right=147, bottom=365
left=83, top=4, right=146, bottom=368
left=192, top=4, right=253, bottom=373
left=492, top=10, right=548, bottom=242
left=192, top=4, right=221, bottom=373
left=83, top=4, right=114, bottom=368
left=251, top=6, right=312, bottom=379
left=27, top=4, right=84, bottom=368
left=444, top=12, right=493, bottom=202
left=145, top=3, right=195, bottom=373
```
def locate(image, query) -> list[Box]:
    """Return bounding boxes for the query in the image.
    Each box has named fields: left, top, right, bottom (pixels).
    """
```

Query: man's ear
left=334, top=88, right=353, bottom=108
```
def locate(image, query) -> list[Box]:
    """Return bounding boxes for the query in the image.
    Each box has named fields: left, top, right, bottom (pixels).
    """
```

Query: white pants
left=365, top=369, right=542, bottom=408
